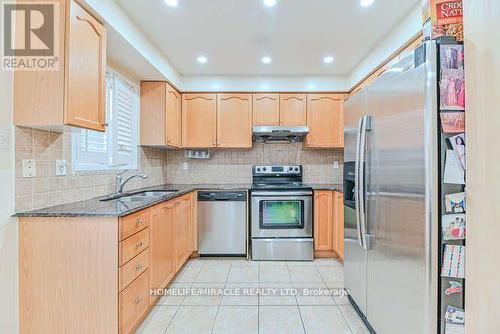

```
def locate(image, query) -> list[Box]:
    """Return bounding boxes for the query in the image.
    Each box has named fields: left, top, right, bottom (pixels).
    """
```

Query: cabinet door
left=314, top=190, right=334, bottom=251
left=253, top=93, right=280, bottom=126
left=149, top=203, right=175, bottom=301
left=217, top=94, right=253, bottom=148
left=182, top=94, right=217, bottom=148
left=174, top=196, right=192, bottom=271
left=65, top=0, right=106, bottom=132
left=280, top=94, right=307, bottom=125
left=305, top=94, right=344, bottom=148
left=140, top=82, right=166, bottom=146
left=333, top=191, right=345, bottom=261
left=166, top=84, right=182, bottom=147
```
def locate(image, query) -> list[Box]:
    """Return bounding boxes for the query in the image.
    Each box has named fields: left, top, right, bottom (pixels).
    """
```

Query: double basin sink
left=99, top=190, right=178, bottom=203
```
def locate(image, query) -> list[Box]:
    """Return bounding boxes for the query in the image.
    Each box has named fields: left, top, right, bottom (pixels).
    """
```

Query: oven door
left=251, top=191, right=312, bottom=238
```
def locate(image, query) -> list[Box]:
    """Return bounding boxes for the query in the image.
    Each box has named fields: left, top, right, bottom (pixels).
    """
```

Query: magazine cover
left=441, top=245, right=465, bottom=278
left=445, top=192, right=466, bottom=213
left=430, top=0, right=464, bottom=41
left=441, top=70, right=465, bottom=110
left=449, top=133, right=466, bottom=169
left=444, top=149, right=465, bottom=185
left=444, top=306, right=465, bottom=334
left=441, top=112, right=465, bottom=133
left=442, top=214, right=466, bottom=240
left=441, top=45, right=465, bottom=70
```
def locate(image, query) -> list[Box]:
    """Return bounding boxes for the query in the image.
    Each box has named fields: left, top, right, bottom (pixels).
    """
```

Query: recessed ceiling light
left=262, top=56, right=272, bottom=64
left=263, top=0, right=277, bottom=7
left=197, top=56, right=207, bottom=64
left=360, top=0, right=375, bottom=7
left=164, top=0, right=178, bottom=7
left=323, top=56, right=334, bottom=64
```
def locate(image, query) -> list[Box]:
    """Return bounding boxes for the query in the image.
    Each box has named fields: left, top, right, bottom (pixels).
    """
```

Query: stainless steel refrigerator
left=343, top=40, right=439, bottom=334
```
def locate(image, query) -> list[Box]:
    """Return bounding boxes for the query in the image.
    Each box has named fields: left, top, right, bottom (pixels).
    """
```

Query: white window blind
left=72, top=69, right=139, bottom=171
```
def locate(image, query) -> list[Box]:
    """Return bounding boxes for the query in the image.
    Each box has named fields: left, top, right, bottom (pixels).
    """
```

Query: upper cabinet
left=14, top=0, right=107, bottom=132
left=253, top=94, right=280, bottom=126
left=280, top=93, right=307, bottom=126
left=140, top=82, right=181, bottom=148
left=182, top=93, right=217, bottom=148
left=305, top=94, right=344, bottom=148
left=217, top=94, right=253, bottom=148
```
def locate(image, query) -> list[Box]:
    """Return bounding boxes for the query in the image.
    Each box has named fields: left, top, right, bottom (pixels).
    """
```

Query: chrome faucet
left=115, top=171, right=149, bottom=194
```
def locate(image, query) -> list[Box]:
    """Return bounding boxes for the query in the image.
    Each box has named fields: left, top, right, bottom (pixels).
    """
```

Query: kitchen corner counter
left=14, top=183, right=251, bottom=218
left=307, top=183, right=343, bottom=193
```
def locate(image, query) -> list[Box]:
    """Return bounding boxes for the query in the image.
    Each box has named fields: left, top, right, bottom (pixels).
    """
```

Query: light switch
left=0, top=128, right=10, bottom=151
left=56, top=159, right=68, bottom=176
left=182, top=162, right=189, bottom=171
left=22, top=159, right=36, bottom=178
left=333, top=161, right=339, bottom=169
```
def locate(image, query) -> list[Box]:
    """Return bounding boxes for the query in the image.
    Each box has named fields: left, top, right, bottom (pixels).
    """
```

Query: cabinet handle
left=136, top=219, right=144, bottom=227
left=134, top=297, right=142, bottom=305
left=136, top=264, right=143, bottom=271
left=136, top=241, right=144, bottom=248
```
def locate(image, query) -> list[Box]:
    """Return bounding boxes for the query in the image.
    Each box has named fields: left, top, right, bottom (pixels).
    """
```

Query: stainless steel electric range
left=250, top=165, right=313, bottom=261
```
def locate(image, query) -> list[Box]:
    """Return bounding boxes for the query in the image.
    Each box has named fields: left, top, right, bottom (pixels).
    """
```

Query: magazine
left=442, top=214, right=466, bottom=240
left=444, top=306, right=465, bottom=334
left=445, top=192, right=466, bottom=213
left=449, top=133, right=466, bottom=169
left=440, top=45, right=465, bottom=70
left=444, top=149, right=465, bottom=185
left=440, top=112, right=465, bottom=133
left=441, top=245, right=465, bottom=278
left=440, top=69, right=465, bottom=110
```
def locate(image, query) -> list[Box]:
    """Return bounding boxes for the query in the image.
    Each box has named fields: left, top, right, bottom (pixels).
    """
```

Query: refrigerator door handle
left=358, top=115, right=370, bottom=250
left=354, top=117, right=364, bottom=247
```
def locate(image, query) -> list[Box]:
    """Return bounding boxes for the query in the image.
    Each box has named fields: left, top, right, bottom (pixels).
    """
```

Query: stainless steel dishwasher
left=198, top=190, right=247, bottom=256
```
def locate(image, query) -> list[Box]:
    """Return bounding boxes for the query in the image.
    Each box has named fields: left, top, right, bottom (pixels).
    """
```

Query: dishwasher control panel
left=198, top=191, right=247, bottom=201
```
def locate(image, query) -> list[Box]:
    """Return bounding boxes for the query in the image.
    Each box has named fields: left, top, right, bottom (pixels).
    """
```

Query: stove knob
left=263, top=167, right=267, bottom=171
left=289, top=167, right=293, bottom=171
left=256, top=168, right=261, bottom=172
left=294, top=167, right=299, bottom=172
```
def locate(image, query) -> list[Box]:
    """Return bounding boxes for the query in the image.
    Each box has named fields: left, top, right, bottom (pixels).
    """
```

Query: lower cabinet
left=19, top=191, right=197, bottom=334
left=313, top=190, right=344, bottom=260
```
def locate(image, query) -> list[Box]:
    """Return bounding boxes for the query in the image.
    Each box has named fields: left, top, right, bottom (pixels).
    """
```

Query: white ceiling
left=116, top=0, right=419, bottom=77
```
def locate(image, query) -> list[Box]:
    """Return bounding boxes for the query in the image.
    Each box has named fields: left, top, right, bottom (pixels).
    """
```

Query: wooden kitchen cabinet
left=149, top=202, right=175, bottom=304
left=217, top=94, right=253, bottom=148
left=332, top=191, right=345, bottom=261
left=305, top=94, right=344, bottom=148
left=314, top=190, right=344, bottom=260
left=182, top=93, right=217, bottom=148
left=253, top=93, right=280, bottom=126
left=14, top=0, right=107, bottom=132
left=140, top=82, right=182, bottom=147
left=174, top=194, right=193, bottom=271
left=314, top=190, right=334, bottom=252
left=280, top=93, right=307, bottom=126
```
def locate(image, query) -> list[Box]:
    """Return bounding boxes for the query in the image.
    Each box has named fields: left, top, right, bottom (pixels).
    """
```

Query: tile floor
left=137, top=258, right=370, bottom=334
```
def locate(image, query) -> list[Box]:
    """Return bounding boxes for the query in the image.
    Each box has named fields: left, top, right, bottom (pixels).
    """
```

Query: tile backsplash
left=15, top=127, right=168, bottom=212
left=15, top=128, right=343, bottom=212
left=166, top=143, right=343, bottom=185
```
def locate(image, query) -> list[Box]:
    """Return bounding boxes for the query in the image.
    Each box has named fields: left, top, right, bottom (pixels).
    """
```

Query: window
left=72, top=69, right=139, bottom=171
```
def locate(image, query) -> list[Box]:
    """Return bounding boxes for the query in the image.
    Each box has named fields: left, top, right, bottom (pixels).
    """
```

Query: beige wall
left=0, top=67, right=18, bottom=331
left=166, top=143, right=343, bottom=185
left=464, top=1, right=500, bottom=332
left=14, top=127, right=169, bottom=212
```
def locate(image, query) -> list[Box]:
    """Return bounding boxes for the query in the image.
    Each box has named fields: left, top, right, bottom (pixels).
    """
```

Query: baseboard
left=314, top=250, right=337, bottom=258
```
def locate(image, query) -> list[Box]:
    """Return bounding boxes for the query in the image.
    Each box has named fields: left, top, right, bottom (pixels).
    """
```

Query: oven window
left=260, top=200, right=304, bottom=229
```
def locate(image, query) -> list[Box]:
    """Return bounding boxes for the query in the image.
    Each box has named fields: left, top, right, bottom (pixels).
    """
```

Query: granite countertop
left=15, top=182, right=342, bottom=218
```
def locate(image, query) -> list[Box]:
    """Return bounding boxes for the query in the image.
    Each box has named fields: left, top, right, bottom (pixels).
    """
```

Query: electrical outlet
left=182, top=162, right=189, bottom=171
left=333, top=161, right=339, bottom=169
left=56, top=159, right=68, bottom=176
left=22, top=159, right=36, bottom=178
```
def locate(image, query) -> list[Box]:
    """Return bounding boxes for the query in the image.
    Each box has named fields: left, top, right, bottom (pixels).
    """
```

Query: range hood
left=252, top=126, right=309, bottom=143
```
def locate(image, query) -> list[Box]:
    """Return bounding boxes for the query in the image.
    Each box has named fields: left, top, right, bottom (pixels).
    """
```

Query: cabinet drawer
left=119, top=248, right=149, bottom=291
left=120, top=210, right=150, bottom=241
left=119, top=228, right=149, bottom=265
left=119, top=269, right=149, bottom=334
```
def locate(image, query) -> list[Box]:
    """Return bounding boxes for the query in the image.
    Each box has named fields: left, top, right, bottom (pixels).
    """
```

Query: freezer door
left=343, top=89, right=368, bottom=315
left=364, top=43, right=438, bottom=334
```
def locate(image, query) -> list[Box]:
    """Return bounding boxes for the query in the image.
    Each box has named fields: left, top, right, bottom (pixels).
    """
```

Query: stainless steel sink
left=100, top=190, right=178, bottom=202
